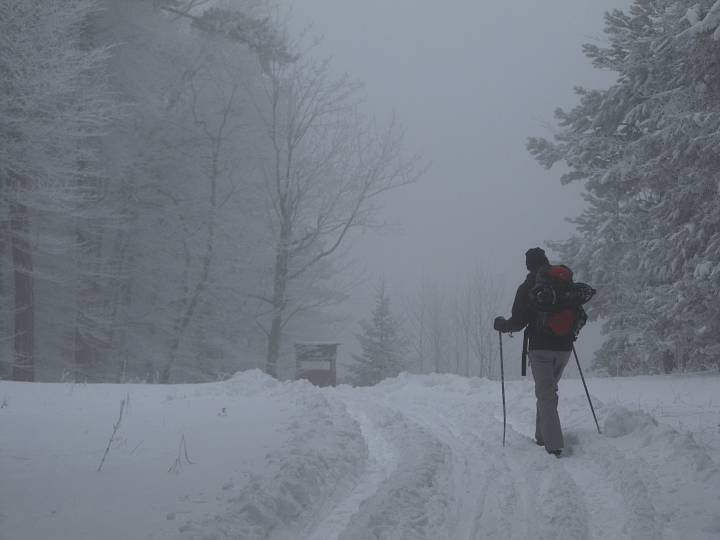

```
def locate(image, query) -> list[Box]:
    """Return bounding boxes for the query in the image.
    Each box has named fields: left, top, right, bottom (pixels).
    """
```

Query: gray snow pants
left=529, top=349, right=571, bottom=452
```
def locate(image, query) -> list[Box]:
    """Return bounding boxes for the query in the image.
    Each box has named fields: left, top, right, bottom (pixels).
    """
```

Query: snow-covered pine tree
left=348, top=280, right=406, bottom=386
left=528, top=0, right=720, bottom=374
left=0, top=0, right=118, bottom=380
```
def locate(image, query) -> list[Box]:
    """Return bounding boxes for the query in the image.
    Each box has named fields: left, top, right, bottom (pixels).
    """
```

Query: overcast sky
left=285, top=0, right=631, bottom=367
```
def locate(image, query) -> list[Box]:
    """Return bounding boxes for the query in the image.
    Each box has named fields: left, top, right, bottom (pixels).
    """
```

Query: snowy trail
left=373, top=382, right=592, bottom=540
left=301, top=403, right=398, bottom=540
left=285, top=381, right=593, bottom=540
left=372, top=392, right=501, bottom=540
left=504, top=389, right=720, bottom=540
left=331, top=394, right=455, bottom=540
left=561, top=453, right=642, bottom=540
left=560, top=432, right=664, bottom=540
left=3, top=372, right=719, bottom=540
left=505, top=417, right=660, bottom=540
left=296, top=376, right=719, bottom=540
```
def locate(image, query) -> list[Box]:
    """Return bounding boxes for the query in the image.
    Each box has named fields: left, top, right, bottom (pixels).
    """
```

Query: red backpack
left=529, top=265, right=595, bottom=337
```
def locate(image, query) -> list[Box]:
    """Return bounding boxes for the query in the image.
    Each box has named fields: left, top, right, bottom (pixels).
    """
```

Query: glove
left=493, top=316, right=508, bottom=332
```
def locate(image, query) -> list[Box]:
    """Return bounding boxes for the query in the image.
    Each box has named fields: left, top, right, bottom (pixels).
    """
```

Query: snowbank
left=603, top=405, right=658, bottom=437
left=176, top=388, right=367, bottom=540
left=0, top=372, right=367, bottom=540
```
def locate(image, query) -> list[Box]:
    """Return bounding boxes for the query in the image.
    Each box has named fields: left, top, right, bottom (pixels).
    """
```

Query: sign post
left=294, top=343, right=338, bottom=387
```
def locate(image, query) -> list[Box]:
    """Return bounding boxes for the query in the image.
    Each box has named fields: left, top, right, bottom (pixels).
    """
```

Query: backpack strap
left=521, top=327, right=529, bottom=377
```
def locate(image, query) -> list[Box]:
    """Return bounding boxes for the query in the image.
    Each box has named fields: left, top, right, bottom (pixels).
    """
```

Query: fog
left=1, top=0, right=662, bottom=383
left=4, top=4, right=720, bottom=537
left=287, top=0, right=631, bottom=365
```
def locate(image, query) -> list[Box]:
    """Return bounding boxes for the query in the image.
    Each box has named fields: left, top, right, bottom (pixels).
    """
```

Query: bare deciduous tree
left=404, top=268, right=500, bottom=378
left=253, top=51, right=421, bottom=377
left=461, top=268, right=501, bottom=378
left=157, top=73, right=244, bottom=384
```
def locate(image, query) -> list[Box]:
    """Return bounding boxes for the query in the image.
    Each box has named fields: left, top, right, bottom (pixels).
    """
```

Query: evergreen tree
left=528, top=0, right=720, bottom=374
left=0, top=0, right=118, bottom=380
left=348, top=280, right=406, bottom=386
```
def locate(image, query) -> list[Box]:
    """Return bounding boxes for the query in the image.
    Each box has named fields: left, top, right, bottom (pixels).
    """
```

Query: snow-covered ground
left=1, top=371, right=719, bottom=540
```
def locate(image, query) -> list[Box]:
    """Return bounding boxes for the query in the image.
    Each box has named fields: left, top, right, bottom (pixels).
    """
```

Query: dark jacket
left=504, top=271, right=574, bottom=352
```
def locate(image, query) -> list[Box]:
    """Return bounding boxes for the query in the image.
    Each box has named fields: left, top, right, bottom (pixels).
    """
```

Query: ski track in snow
left=560, top=437, right=661, bottom=540
left=301, top=402, right=398, bottom=540
left=289, top=377, right=719, bottom=540
left=376, top=385, right=591, bottom=540
left=504, top=415, right=660, bottom=540
left=333, top=396, right=454, bottom=540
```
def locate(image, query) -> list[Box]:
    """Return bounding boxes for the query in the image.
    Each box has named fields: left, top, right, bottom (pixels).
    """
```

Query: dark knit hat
left=525, top=247, right=549, bottom=272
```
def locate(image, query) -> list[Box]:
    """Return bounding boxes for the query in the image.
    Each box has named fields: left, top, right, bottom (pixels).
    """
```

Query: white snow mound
left=602, top=405, right=658, bottom=437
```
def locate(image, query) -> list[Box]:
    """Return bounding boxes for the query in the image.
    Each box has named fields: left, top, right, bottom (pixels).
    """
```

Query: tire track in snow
left=331, top=393, right=454, bottom=540
left=469, top=424, right=590, bottom=540
left=302, top=400, right=399, bottom=540
left=574, top=430, right=674, bottom=540
left=378, top=391, right=536, bottom=540
left=561, top=437, right=662, bottom=540
left=323, top=377, right=715, bottom=540
left=380, top=398, right=497, bottom=540
left=504, top=400, right=660, bottom=540
left=561, top=457, right=635, bottom=540
left=381, top=386, right=592, bottom=540
left=297, top=377, right=684, bottom=540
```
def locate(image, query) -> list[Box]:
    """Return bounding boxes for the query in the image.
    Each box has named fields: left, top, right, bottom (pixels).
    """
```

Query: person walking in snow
left=493, top=247, right=574, bottom=457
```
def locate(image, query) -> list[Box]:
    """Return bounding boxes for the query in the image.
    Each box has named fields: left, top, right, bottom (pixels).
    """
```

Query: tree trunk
left=159, top=113, right=224, bottom=384
left=9, top=172, right=34, bottom=382
left=158, top=191, right=216, bottom=383
left=74, top=322, right=98, bottom=382
left=465, top=332, right=470, bottom=377
left=73, top=223, right=107, bottom=382
left=106, top=226, right=131, bottom=382
left=265, top=221, right=290, bottom=379
left=159, top=241, right=213, bottom=384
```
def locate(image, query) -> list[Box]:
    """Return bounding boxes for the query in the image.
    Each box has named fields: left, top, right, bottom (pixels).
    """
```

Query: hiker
left=493, top=247, right=577, bottom=457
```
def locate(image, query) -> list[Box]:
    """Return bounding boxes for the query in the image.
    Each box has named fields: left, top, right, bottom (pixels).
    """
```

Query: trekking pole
left=573, top=346, right=601, bottom=434
left=499, top=331, right=507, bottom=447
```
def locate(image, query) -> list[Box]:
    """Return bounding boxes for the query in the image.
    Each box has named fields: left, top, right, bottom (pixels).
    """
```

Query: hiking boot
left=547, top=449, right=562, bottom=458
left=535, top=439, right=544, bottom=446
